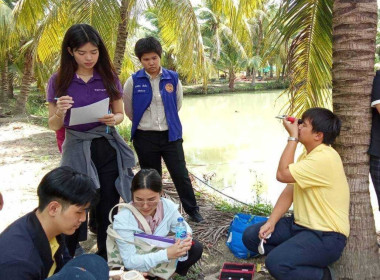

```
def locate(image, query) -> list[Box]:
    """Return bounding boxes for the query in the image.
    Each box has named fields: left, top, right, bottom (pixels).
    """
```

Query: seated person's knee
left=265, top=252, right=291, bottom=280
left=242, top=223, right=262, bottom=251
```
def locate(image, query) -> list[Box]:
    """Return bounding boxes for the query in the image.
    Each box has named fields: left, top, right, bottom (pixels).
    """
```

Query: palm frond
left=0, top=0, right=14, bottom=62
left=155, top=0, right=208, bottom=84
left=273, top=0, right=333, bottom=116
left=71, top=0, right=121, bottom=58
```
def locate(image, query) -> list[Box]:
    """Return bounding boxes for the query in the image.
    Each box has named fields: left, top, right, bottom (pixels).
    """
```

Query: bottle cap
left=177, top=217, right=184, bottom=222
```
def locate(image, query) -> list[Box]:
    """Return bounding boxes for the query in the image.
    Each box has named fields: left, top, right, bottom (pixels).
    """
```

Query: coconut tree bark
left=113, top=0, right=131, bottom=75
left=8, top=71, right=14, bottom=99
left=1, top=60, right=9, bottom=101
left=228, top=67, right=235, bottom=91
left=15, top=49, right=34, bottom=114
left=332, top=0, right=380, bottom=278
left=251, top=68, right=256, bottom=86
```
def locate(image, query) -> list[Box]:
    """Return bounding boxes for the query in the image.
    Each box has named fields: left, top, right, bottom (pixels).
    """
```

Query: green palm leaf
left=273, top=0, right=333, bottom=116
left=155, top=0, right=208, bottom=86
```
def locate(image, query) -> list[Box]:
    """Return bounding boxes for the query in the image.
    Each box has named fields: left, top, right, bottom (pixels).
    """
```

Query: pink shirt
left=136, top=201, right=164, bottom=233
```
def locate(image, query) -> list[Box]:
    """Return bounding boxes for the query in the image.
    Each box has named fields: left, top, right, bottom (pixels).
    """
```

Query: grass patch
left=183, top=79, right=289, bottom=95
left=117, top=120, right=132, bottom=146
left=26, top=90, right=49, bottom=127
left=214, top=200, right=273, bottom=217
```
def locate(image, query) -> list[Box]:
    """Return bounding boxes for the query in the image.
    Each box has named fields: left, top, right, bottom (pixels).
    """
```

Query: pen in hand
left=106, top=108, right=111, bottom=134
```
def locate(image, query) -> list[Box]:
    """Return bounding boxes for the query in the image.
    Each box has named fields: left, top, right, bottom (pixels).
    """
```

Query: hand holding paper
left=99, top=113, right=116, bottom=126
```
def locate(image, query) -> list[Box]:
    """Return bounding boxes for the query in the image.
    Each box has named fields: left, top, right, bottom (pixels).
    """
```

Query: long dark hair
left=55, top=24, right=120, bottom=101
left=131, top=169, right=163, bottom=194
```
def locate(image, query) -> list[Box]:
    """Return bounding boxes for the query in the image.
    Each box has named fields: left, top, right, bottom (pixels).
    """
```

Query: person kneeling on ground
left=0, top=166, right=109, bottom=280
left=243, top=108, right=349, bottom=280
left=112, top=169, right=203, bottom=279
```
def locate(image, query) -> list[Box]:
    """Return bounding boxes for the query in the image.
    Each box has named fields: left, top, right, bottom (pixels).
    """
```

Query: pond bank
left=183, top=80, right=288, bottom=95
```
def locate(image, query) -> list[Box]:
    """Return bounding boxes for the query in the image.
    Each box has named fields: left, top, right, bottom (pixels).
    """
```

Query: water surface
left=179, top=90, right=300, bottom=206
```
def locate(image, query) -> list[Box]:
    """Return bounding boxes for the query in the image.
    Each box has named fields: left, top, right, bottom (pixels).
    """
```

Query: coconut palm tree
left=0, top=0, right=15, bottom=102
left=275, top=0, right=380, bottom=276
left=332, top=0, right=380, bottom=278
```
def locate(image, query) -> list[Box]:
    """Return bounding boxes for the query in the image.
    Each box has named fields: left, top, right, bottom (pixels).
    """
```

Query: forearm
left=276, top=140, right=297, bottom=181
left=375, top=103, right=380, bottom=114
left=267, top=184, right=293, bottom=225
left=48, top=108, right=65, bottom=131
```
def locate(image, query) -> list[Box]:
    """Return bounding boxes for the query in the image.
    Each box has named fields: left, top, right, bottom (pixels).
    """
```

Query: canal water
left=179, top=90, right=295, bottom=206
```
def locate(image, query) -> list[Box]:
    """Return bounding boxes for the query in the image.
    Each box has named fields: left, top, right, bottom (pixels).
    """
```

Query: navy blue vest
left=131, top=68, right=182, bottom=142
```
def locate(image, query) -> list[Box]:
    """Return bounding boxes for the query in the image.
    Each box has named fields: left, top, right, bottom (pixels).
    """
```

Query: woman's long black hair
left=55, top=24, right=120, bottom=101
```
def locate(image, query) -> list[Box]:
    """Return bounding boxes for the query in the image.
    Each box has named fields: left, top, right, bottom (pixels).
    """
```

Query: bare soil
left=0, top=116, right=273, bottom=280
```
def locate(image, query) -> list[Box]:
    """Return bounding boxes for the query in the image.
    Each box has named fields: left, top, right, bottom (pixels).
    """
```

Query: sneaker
left=189, top=211, right=204, bottom=223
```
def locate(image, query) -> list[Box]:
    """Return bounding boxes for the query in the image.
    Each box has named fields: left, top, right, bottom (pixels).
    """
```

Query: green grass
left=214, top=200, right=273, bottom=217
left=183, top=79, right=289, bottom=95
left=25, top=90, right=49, bottom=127
left=117, top=120, right=132, bottom=146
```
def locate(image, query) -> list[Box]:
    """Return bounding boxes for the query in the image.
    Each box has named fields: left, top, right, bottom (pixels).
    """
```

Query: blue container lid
left=177, top=217, right=184, bottom=222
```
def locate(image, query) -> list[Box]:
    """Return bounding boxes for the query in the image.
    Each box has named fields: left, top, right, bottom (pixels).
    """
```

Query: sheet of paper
left=69, top=97, right=109, bottom=126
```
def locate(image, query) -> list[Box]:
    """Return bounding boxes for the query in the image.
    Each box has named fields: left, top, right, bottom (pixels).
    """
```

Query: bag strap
left=108, top=203, right=152, bottom=234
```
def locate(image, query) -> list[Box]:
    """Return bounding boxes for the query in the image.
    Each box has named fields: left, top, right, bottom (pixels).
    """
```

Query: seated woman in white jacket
left=113, top=169, right=203, bottom=278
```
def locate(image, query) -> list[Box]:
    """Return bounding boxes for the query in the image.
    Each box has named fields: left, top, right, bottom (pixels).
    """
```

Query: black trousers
left=65, top=137, right=120, bottom=259
left=176, top=239, right=203, bottom=276
left=133, top=130, right=199, bottom=215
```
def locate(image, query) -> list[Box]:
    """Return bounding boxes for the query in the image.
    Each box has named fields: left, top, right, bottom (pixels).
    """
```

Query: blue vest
left=131, top=68, right=182, bottom=142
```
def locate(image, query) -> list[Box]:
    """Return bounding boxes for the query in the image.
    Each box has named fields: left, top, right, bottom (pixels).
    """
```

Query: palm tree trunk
left=251, top=68, right=256, bottom=86
left=281, top=64, right=286, bottom=80
left=8, top=71, right=14, bottom=99
left=1, top=60, right=9, bottom=101
left=332, top=0, right=380, bottom=278
left=228, top=67, right=235, bottom=91
left=15, top=49, right=34, bottom=114
left=0, top=68, right=4, bottom=103
left=113, top=0, right=131, bottom=75
left=269, top=63, right=273, bottom=78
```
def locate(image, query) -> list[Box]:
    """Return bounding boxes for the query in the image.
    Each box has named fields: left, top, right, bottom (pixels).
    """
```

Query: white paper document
left=69, top=97, right=109, bottom=126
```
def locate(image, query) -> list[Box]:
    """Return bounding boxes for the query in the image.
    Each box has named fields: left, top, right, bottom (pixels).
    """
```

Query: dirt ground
left=0, top=116, right=273, bottom=280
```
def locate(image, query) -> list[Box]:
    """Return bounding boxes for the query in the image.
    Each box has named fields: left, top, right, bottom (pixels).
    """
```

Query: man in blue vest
left=123, top=37, right=203, bottom=223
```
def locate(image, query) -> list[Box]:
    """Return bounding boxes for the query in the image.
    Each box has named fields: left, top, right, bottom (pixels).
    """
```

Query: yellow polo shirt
left=48, top=237, right=59, bottom=277
left=289, top=144, right=350, bottom=237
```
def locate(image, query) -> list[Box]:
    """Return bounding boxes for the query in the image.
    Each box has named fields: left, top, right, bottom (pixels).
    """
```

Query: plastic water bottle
left=175, top=217, right=188, bottom=261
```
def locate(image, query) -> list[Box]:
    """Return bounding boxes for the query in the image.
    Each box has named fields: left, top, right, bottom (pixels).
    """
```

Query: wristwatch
left=288, top=137, right=298, bottom=142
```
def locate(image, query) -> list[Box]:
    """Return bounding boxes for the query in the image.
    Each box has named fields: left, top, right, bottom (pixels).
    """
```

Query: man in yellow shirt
left=243, top=107, right=349, bottom=280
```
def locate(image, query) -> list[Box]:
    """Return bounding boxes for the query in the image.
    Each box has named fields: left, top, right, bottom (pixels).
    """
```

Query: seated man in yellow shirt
left=243, top=107, right=349, bottom=280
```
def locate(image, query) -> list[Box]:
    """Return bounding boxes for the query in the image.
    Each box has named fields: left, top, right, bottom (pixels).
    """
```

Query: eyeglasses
left=132, top=200, right=160, bottom=207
